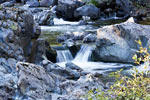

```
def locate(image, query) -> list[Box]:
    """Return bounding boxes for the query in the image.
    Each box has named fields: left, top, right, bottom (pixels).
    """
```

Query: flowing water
left=40, top=18, right=134, bottom=73
left=56, top=45, right=132, bottom=73
left=74, top=45, right=94, bottom=62
left=56, top=50, right=73, bottom=62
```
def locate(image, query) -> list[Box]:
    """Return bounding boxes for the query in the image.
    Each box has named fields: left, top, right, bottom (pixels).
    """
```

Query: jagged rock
left=83, top=33, right=97, bottom=43
left=16, top=62, right=64, bottom=100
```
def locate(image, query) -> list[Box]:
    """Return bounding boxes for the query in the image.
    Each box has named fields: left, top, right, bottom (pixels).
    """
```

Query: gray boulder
left=94, top=19, right=150, bottom=64
left=74, top=4, right=100, bottom=20
left=66, top=62, right=83, bottom=71
left=56, top=0, right=84, bottom=20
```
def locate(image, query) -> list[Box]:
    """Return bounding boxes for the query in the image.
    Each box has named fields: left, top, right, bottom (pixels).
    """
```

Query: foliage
left=82, top=0, right=99, bottom=7
left=86, top=40, right=150, bottom=100
left=131, top=0, right=150, bottom=8
left=10, top=23, right=18, bottom=31
left=0, top=4, right=3, bottom=10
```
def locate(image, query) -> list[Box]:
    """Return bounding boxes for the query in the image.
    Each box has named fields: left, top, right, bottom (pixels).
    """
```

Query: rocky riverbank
left=1, top=0, right=150, bottom=22
left=0, top=2, right=104, bottom=100
left=0, top=0, right=150, bottom=100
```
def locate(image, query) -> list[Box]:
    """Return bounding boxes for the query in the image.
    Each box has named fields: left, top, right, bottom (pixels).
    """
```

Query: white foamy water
left=53, top=18, right=79, bottom=25
left=56, top=50, right=73, bottom=62
left=74, top=45, right=94, bottom=62
left=56, top=45, right=132, bottom=73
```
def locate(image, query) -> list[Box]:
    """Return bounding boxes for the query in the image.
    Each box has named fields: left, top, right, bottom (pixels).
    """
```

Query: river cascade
left=1, top=0, right=150, bottom=99
left=56, top=45, right=133, bottom=73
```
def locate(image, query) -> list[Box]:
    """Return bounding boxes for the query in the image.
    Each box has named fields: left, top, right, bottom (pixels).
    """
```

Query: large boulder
left=16, top=62, right=64, bottom=100
left=74, top=4, right=100, bottom=20
left=55, top=0, right=84, bottom=21
left=93, top=19, right=150, bottom=64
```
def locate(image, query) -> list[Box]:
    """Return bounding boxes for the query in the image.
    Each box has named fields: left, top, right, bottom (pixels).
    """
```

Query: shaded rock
left=0, top=0, right=5, bottom=4
left=116, top=0, right=132, bottom=17
left=34, top=10, right=55, bottom=26
left=32, top=39, right=57, bottom=63
left=74, top=4, right=100, bottom=20
left=94, top=20, right=150, bottom=63
left=68, top=44, right=80, bottom=57
left=56, top=0, right=84, bottom=21
left=40, top=0, right=58, bottom=7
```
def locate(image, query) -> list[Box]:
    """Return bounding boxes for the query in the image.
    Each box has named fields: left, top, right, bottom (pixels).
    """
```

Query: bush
left=86, top=40, right=150, bottom=100
left=82, top=0, right=99, bottom=7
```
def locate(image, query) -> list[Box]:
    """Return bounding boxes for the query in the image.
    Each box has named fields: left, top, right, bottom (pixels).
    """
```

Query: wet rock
left=56, top=0, right=84, bottom=21
left=83, top=33, right=97, bottom=43
left=94, top=19, right=150, bottom=63
left=45, top=63, right=80, bottom=79
left=34, top=10, right=55, bottom=26
left=68, top=44, right=80, bottom=57
left=57, top=32, right=73, bottom=43
left=66, top=62, right=83, bottom=71
left=74, top=4, right=100, bottom=20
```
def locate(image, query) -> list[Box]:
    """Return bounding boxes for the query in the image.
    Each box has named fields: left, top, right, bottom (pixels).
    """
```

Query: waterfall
left=74, top=45, right=94, bottom=62
left=56, top=50, right=73, bottom=62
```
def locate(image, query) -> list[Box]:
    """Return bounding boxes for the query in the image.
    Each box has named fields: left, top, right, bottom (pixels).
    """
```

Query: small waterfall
left=56, top=50, right=73, bottom=62
left=74, top=45, right=94, bottom=62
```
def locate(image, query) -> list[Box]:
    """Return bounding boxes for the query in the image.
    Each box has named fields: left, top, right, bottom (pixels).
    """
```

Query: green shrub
left=86, top=40, right=150, bottom=100
left=82, top=0, right=99, bottom=7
